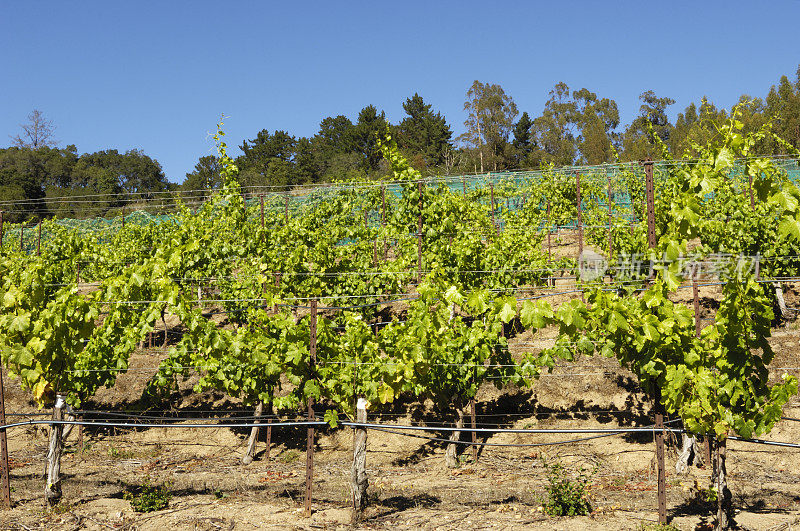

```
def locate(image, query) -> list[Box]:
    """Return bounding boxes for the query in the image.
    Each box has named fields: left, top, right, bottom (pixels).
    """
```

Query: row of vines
left=1, top=111, right=800, bottom=528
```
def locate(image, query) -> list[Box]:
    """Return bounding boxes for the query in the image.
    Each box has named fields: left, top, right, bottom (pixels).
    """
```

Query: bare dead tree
left=441, top=144, right=461, bottom=174
left=10, top=109, right=58, bottom=149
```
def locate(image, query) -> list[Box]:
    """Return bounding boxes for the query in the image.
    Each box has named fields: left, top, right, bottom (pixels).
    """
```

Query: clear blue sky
left=2, top=1, right=799, bottom=183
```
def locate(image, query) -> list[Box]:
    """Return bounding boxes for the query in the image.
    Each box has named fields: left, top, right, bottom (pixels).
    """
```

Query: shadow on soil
left=80, top=382, right=342, bottom=455
left=389, top=389, right=659, bottom=466
left=368, top=493, right=441, bottom=520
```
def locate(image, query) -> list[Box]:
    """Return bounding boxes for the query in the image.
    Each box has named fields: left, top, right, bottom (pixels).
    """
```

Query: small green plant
left=542, top=459, right=593, bottom=517
left=683, top=478, right=717, bottom=505
left=638, top=524, right=680, bottom=531
left=124, top=480, right=172, bottom=513
left=214, top=488, right=226, bottom=500
left=108, top=445, right=136, bottom=459
left=50, top=501, right=73, bottom=515
left=278, top=449, right=300, bottom=463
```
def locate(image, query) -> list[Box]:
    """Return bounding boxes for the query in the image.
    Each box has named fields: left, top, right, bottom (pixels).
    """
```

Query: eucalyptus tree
left=620, top=90, right=676, bottom=161
left=459, top=80, right=518, bottom=172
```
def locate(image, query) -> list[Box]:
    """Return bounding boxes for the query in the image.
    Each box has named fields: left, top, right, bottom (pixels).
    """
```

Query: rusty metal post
left=417, top=231, right=423, bottom=282
left=470, top=398, right=477, bottom=463
left=37, top=222, right=41, bottom=256
left=692, top=273, right=711, bottom=478
left=490, top=183, right=497, bottom=235
left=644, top=159, right=666, bottom=524
left=576, top=172, right=585, bottom=301
left=607, top=175, right=613, bottom=258
left=381, top=186, right=387, bottom=259
left=0, top=365, right=11, bottom=509
left=462, top=176, right=466, bottom=195
left=284, top=194, right=289, bottom=225
left=304, top=299, right=318, bottom=517
left=575, top=171, right=583, bottom=259
left=265, top=404, right=272, bottom=461
left=122, top=208, right=125, bottom=229
left=259, top=195, right=265, bottom=228
left=693, top=275, right=711, bottom=465
left=693, top=277, right=701, bottom=338
left=546, top=201, right=552, bottom=262
left=745, top=162, right=754, bottom=210
left=273, top=273, right=280, bottom=313
left=644, top=160, right=657, bottom=279
left=381, top=186, right=386, bottom=225
left=0, top=211, right=4, bottom=248
left=644, top=160, right=656, bottom=248
left=417, top=182, right=423, bottom=282
left=78, top=415, right=84, bottom=454
left=19, top=225, right=23, bottom=253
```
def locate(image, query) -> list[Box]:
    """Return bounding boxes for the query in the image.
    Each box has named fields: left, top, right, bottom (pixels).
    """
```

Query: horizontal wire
left=727, top=436, right=800, bottom=449
left=0, top=417, right=682, bottom=434
left=366, top=425, right=645, bottom=448
left=39, top=274, right=798, bottom=307
left=5, top=417, right=797, bottom=450
left=5, top=409, right=797, bottom=426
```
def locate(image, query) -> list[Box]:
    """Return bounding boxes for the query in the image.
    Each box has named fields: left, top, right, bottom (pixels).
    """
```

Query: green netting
left=3, top=158, right=799, bottom=254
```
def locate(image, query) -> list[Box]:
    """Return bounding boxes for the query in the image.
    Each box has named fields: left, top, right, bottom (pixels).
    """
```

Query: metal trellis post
left=0, top=365, right=10, bottom=509
left=645, top=158, right=666, bottom=525
left=546, top=200, right=552, bottom=262
left=607, top=174, right=613, bottom=258
left=471, top=398, right=478, bottom=463
left=305, top=299, right=318, bottom=518
left=490, top=183, right=497, bottom=236
left=417, top=182, right=423, bottom=282
left=576, top=171, right=583, bottom=259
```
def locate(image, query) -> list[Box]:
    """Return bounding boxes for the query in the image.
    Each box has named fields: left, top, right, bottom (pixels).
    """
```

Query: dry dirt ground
left=2, top=238, right=800, bottom=530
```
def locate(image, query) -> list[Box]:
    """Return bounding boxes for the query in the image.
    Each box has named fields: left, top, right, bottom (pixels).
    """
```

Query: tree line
left=1, top=111, right=170, bottom=222
left=4, top=65, right=800, bottom=221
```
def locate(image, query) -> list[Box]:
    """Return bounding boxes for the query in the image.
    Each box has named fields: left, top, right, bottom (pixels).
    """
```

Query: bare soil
left=2, top=235, right=800, bottom=530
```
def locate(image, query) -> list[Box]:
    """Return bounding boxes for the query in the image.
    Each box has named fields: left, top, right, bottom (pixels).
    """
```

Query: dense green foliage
left=519, top=111, right=800, bottom=441
left=1, top=112, right=800, bottom=514
left=124, top=481, right=172, bottom=513
left=542, top=459, right=594, bottom=517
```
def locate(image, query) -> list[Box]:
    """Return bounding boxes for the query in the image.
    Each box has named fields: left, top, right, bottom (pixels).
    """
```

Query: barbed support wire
left=1, top=417, right=798, bottom=450
left=0, top=417, right=681, bottom=435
